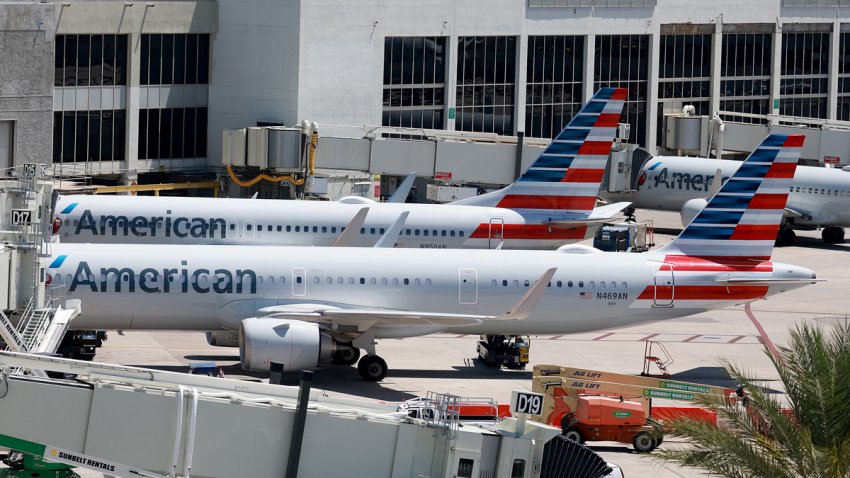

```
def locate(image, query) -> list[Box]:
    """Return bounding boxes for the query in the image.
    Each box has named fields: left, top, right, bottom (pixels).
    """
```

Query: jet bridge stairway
left=0, top=297, right=81, bottom=376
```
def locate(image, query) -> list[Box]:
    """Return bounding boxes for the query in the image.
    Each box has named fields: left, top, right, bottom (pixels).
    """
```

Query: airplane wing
left=257, top=267, right=557, bottom=327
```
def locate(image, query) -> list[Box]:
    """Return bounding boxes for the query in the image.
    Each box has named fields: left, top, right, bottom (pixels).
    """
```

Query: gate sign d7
left=510, top=390, right=544, bottom=416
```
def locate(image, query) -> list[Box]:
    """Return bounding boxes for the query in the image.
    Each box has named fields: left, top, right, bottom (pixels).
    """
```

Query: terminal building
left=2, top=0, right=850, bottom=195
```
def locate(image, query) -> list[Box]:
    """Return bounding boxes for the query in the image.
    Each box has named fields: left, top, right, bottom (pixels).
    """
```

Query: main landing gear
left=776, top=228, right=797, bottom=247
left=357, top=355, right=388, bottom=381
left=822, top=227, right=845, bottom=244
left=338, top=328, right=389, bottom=382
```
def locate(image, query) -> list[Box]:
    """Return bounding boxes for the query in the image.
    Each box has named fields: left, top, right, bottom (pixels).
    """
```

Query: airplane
left=607, top=150, right=850, bottom=246
left=52, top=88, right=631, bottom=250
left=43, top=133, right=816, bottom=381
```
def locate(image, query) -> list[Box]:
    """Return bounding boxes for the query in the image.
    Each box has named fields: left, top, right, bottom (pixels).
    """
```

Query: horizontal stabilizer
left=588, top=201, right=631, bottom=220
left=717, top=277, right=822, bottom=284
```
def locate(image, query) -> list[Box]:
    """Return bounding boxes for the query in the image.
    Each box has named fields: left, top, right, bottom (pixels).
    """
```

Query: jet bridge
left=0, top=352, right=606, bottom=478
left=0, top=164, right=81, bottom=366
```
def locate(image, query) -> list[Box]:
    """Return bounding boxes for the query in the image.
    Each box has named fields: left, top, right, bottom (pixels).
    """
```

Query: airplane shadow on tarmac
left=789, top=235, right=850, bottom=251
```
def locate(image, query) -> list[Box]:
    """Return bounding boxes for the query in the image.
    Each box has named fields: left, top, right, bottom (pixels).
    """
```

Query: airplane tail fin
left=451, top=87, right=627, bottom=219
left=661, top=134, right=804, bottom=260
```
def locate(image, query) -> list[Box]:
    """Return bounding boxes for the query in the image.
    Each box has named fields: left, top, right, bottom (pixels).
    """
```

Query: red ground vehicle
left=548, top=390, right=663, bottom=452
left=532, top=364, right=729, bottom=453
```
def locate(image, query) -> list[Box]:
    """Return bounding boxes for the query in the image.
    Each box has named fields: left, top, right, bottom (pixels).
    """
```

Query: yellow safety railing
left=94, top=181, right=221, bottom=197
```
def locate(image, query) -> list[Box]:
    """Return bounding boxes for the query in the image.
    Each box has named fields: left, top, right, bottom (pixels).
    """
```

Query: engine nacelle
left=206, top=331, right=240, bottom=347
left=681, top=198, right=708, bottom=227
left=239, top=318, right=346, bottom=372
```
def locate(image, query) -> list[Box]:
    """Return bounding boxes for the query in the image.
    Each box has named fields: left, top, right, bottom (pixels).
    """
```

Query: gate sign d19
left=11, top=209, right=32, bottom=226
left=510, top=390, right=544, bottom=416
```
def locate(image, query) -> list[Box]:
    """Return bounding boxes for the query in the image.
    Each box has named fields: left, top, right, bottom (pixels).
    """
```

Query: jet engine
left=680, top=198, right=708, bottom=227
left=205, top=331, right=240, bottom=347
left=239, top=318, right=348, bottom=371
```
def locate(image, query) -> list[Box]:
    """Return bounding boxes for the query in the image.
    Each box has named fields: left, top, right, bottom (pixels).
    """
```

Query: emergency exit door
left=458, top=268, right=478, bottom=304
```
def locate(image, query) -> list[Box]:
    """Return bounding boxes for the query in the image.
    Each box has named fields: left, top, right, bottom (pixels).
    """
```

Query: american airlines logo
left=52, top=256, right=257, bottom=294
left=650, top=168, right=730, bottom=193
left=73, top=209, right=228, bottom=239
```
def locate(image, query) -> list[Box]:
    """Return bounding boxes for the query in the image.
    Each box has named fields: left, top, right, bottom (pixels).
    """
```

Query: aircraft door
left=459, top=268, right=478, bottom=304
left=292, top=267, right=306, bottom=296
left=488, top=218, right=505, bottom=249
left=653, top=263, right=674, bottom=307
left=243, top=220, right=256, bottom=239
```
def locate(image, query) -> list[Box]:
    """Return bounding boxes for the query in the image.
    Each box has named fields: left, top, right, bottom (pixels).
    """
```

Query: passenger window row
left=793, top=186, right=848, bottom=196
left=492, top=279, right=628, bottom=289
left=323, top=276, right=434, bottom=286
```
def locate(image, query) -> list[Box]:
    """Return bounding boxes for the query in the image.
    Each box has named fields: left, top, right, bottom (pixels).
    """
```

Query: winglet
left=387, top=172, right=417, bottom=203
left=493, top=268, right=558, bottom=321
left=663, top=134, right=804, bottom=260
left=374, top=211, right=409, bottom=248
left=332, top=207, right=370, bottom=247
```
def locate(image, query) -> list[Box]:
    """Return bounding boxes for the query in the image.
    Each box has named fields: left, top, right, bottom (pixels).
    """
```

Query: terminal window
left=141, top=34, right=210, bottom=85
left=839, top=32, right=850, bottom=121
left=594, top=35, right=649, bottom=146
left=720, top=32, right=772, bottom=124
left=52, top=110, right=126, bottom=163
left=138, top=107, right=208, bottom=159
left=55, top=35, right=128, bottom=87
left=456, top=36, right=517, bottom=136
left=382, top=37, right=447, bottom=132
left=657, top=32, right=711, bottom=146
left=780, top=31, right=829, bottom=119
left=525, top=35, right=584, bottom=139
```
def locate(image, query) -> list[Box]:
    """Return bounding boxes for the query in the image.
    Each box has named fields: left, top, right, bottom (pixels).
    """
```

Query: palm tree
left=656, top=320, right=850, bottom=478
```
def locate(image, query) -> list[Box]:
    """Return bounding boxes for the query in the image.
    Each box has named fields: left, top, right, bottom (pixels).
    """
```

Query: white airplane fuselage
left=55, top=195, right=595, bottom=250
left=627, top=156, right=850, bottom=227
left=47, top=243, right=814, bottom=335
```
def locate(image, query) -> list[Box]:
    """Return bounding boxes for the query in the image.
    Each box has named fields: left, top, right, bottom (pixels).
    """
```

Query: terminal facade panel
left=4, top=1, right=850, bottom=183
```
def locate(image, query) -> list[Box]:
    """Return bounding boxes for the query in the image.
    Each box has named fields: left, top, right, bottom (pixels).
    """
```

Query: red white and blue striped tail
left=662, top=133, right=804, bottom=260
left=452, top=87, right=627, bottom=219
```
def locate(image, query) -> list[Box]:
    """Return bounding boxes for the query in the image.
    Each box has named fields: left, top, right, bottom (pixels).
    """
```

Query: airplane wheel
left=776, top=228, right=796, bottom=247
left=822, top=227, right=845, bottom=244
left=333, top=347, right=361, bottom=366
left=632, top=432, right=656, bottom=453
left=357, top=355, right=388, bottom=381
left=563, top=429, right=584, bottom=444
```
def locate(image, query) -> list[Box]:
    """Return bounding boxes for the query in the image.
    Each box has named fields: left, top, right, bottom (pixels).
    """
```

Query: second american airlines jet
left=53, top=88, right=630, bottom=250
left=613, top=151, right=850, bottom=246
left=44, top=134, right=816, bottom=381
